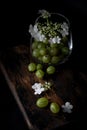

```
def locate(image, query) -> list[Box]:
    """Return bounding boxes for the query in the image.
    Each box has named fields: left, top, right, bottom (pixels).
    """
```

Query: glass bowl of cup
left=29, top=10, right=73, bottom=67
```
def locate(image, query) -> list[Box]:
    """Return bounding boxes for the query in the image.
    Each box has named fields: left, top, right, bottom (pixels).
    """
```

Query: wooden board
left=0, top=44, right=87, bottom=130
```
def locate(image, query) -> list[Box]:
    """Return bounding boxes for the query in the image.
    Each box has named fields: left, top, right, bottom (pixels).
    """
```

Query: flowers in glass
left=29, top=10, right=71, bottom=65
left=29, top=10, right=69, bottom=44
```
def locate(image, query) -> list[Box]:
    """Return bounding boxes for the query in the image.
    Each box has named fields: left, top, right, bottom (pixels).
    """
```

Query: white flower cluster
left=61, top=102, right=73, bottom=113
left=32, top=82, right=52, bottom=95
left=29, top=21, right=69, bottom=44
left=29, top=9, right=69, bottom=44
left=60, top=22, right=69, bottom=37
left=32, top=82, right=73, bottom=113
left=29, top=24, right=46, bottom=42
left=32, top=83, right=45, bottom=95
left=49, top=36, right=61, bottom=44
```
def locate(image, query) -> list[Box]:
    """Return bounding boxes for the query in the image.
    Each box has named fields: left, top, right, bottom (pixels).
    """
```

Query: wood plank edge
left=0, top=61, right=39, bottom=130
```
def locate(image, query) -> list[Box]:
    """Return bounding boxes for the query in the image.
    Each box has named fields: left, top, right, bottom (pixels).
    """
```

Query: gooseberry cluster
left=36, top=97, right=60, bottom=114
left=28, top=62, right=56, bottom=79
left=31, top=40, right=69, bottom=65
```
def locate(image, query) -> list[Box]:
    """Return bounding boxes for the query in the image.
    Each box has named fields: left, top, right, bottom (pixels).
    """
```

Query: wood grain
left=0, top=44, right=87, bottom=130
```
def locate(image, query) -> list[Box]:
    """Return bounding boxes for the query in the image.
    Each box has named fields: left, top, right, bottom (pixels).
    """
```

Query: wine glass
left=29, top=11, right=73, bottom=66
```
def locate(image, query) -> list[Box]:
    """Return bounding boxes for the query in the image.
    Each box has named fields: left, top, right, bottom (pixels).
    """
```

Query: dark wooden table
left=0, top=44, right=87, bottom=130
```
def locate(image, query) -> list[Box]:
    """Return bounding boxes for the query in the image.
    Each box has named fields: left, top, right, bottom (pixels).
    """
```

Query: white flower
left=32, top=83, right=45, bottom=95
left=56, top=36, right=61, bottom=43
left=60, top=22, right=69, bottom=37
left=32, top=81, right=52, bottom=95
left=29, top=24, right=46, bottom=42
left=60, top=29, right=69, bottom=37
left=34, top=87, right=45, bottom=95
left=29, top=24, right=38, bottom=38
left=49, top=36, right=61, bottom=44
left=29, top=24, right=34, bottom=35
left=38, top=32, right=46, bottom=42
left=61, top=102, right=73, bottom=113
left=33, top=24, right=38, bottom=33
left=61, top=22, right=69, bottom=31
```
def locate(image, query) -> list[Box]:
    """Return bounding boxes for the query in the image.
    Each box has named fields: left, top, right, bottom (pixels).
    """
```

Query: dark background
left=1, top=0, right=87, bottom=129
